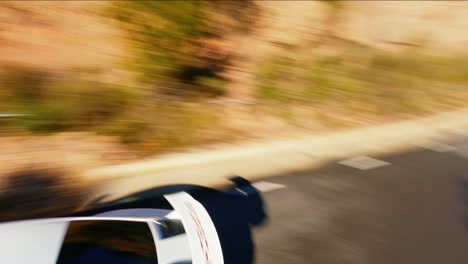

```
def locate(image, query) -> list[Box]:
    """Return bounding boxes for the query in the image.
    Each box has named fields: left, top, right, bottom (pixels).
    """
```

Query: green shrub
left=6, top=78, right=136, bottom=133
left=108, top=1, right=207, bottom=85
left=255, top=50, right=468, bottom=119
left=195, top=76, right=228, bottom=97
left=0, top=65, right=50, bottom=104
left=47, top=81, right=135, bottom=129
left=255, top=55, right=301, bottom=103
left=102, top=102, right=219, bottom=151
left=15, top=105, right=67, bottom=132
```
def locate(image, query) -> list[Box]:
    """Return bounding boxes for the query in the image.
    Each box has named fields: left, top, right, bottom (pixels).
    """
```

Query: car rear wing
left=164, top=192, right=224, bottom=264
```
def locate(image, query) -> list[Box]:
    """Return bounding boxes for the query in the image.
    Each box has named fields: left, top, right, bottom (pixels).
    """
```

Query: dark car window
left=56, top=220, right=158, bottom=264
left=155, top=219, right=185, bottom=239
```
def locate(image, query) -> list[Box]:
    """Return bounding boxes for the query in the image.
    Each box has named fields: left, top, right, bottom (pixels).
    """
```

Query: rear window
left=56, top=220, right=158, bottom=264
left=156, top=219, right=185, bottom=239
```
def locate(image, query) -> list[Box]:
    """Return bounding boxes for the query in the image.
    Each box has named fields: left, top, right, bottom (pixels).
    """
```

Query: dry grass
left=0, top=2, right=124, bottom=76
left=2, top=1, right=468, bottom=158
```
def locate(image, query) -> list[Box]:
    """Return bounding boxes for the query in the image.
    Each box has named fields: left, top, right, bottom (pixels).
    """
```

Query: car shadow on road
left=0, top=167, right=86, bottom=222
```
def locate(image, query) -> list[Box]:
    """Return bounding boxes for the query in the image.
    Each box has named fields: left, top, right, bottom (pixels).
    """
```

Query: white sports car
left=0, top=177, right=266, bottom=264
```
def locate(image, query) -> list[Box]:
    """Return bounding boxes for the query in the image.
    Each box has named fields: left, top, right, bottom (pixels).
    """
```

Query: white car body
left=0, top=192, right=224, bottom=264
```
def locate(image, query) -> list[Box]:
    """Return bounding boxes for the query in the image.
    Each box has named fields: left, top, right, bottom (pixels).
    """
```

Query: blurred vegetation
left=0, top=1, right=260, bottom=150
left=100, top=102, right=218, bottom=151
left=2, top=1, right=468, bottom=153
left=0, top=65, right=135, bottom=133
left=255, top=47, right=468, bottom=119
left=108, top=1, right=206, bottom=86
left=0, top=65, right=219, bottom=152
left=107, top=0, right=257, bottom=97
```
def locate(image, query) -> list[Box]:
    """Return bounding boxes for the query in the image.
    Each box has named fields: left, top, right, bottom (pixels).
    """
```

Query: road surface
left=253, top=135, right=468, bottom=264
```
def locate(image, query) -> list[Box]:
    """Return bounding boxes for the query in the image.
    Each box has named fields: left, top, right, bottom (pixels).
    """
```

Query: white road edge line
left=338, top=155, right=390, bottom=170
left=252, top=181, right=286, bottom=193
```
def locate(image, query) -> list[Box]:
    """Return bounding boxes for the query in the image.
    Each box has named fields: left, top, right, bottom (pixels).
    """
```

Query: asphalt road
left=253, top=136, right=468, bottom=264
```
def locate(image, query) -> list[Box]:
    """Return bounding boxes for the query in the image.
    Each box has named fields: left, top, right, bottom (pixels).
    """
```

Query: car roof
left=0, top=216, right=163, bottom=264
left=0, top=216, right=162, bottom=226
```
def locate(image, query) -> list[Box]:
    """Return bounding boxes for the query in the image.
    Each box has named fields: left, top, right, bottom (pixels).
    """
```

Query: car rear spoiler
left=164, top=192, right=224, bottom=264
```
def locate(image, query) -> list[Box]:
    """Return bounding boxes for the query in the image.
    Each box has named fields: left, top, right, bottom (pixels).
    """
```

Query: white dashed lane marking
left=252, top=181, right=286, bottom=193
left=338, top=155, right=390, bottom=170
left=451, top=127, right=468, bottom=136
left=415, top=141, right=456, bottom=152
left=454, top=140, right=468, bottom=159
